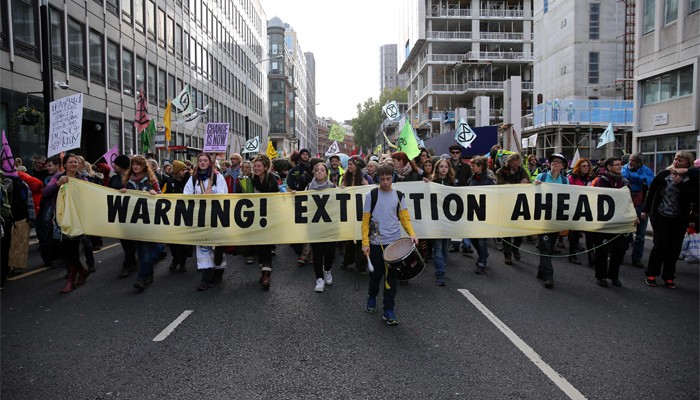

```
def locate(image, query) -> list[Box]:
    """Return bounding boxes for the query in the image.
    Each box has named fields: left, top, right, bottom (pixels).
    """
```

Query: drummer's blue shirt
left=363, top=188, right=408, bottom=246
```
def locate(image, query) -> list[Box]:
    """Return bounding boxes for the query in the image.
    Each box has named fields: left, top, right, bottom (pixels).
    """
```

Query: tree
left=351, top=87, right=407, bottom=150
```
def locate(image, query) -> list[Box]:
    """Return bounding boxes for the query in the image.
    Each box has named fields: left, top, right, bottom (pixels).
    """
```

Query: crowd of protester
left=2, top=147, right=698, bottom=309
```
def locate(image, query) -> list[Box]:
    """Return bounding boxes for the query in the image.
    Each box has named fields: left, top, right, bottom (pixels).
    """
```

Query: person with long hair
left=42, top=153, right=91, bottom=293
left=339, top=156, right=373, bottom=273
left=430, top=159, right=456, bottom=285
left=162, top=160, right=191, bottom=273
left=468, top=156, right=497, bottom=274
left=642, top=151, right=699, bottom=288
left=421, top=158, right=434, bottom=182
left=495, top=153, right=530, bottom=265
left=306, top=162, right=337, bottom=292
left=119, top=155, right=161, bottom=292
left=567, top=157, right=596, bottom=266
left=391, top=152, right=421, bottom=182
left=183, top=153, right=229, bottom=291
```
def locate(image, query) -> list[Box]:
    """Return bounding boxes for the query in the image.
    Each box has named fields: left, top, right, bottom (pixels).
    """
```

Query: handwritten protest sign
left=203, top=123, right=229, bottom=153
left=48, top=93, right=83, bottom=157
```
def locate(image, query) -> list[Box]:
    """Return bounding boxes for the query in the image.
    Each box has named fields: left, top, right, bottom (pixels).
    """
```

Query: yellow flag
left=266, top=140, right=278, bottom=159
left=164, top=100, right=172, bottom=143
left=374, top=144, right=382, bottom=154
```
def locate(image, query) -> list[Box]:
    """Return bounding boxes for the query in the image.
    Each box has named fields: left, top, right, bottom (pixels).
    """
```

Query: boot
left=60, top=266, right=78, bottom=293
left=197, top=269, right=214, bottom=291
left=212, top=268, right=224, bottom=283
left=76, top=266, right=90, bottom=286
left=260, top=269, right=271, bottom=290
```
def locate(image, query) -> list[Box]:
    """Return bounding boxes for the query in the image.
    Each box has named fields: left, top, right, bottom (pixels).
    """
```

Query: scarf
left=395, top=163, right=413, bottom=179
left=197, top=168, right=212, bottom=182
left=130, top=172, right=145, bottom=183
left=308, top=179, right=334, bottom=191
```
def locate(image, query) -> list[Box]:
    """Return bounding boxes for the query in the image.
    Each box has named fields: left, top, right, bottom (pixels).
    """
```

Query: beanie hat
left=172, top=160, right=186, bottom=175
left=113, top=155, right=130, bottom=170
left=299, top=148, right=310, bottom=156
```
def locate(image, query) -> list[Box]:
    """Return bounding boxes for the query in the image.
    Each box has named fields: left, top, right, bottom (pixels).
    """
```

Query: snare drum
left=383, top=238, right=425, bottom=281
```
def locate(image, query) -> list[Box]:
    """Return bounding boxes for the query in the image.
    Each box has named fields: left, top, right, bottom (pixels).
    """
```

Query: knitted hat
left=299, top=148, right=310, bottom=156
left=172, top=160, right=186, bottom=175
left=113, top=155, right=130, bottom=170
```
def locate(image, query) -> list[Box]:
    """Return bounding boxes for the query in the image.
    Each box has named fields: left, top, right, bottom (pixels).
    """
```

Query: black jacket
left=643, top=169, right=699, bottom=222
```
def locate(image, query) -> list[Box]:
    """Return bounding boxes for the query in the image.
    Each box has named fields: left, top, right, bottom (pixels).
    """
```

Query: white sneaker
left=324, top=270, right=333, bottom=285
left=314, top=278, right=325, bottom=293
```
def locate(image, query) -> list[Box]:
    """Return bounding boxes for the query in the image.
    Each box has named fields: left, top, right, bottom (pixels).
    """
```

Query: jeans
left=631, top=206, right=648, bottom=262
left=537, top=233, right=558, bottom=280
left=645, top=215, right=687, bottom=280
left=432, top=239, right=450, bottom=278
left=368, top=244, right=397, bottom=311
left=136, top=242, right=156, bottom=280
left=472, top=238, right=488, bottom=266
left=462, top=238, right=472, bottom=249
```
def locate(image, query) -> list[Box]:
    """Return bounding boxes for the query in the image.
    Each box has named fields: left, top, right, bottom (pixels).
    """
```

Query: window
left=692, top=0, right=700, bottom=12
left=124, top=121, right=134, bottom=154
left=146, top=0, right=155, bottom=41
left=122, top=0, right=132, bottom=25
left=157, top=8, right=165, bottom=48
left=643, top=0, right=655, bottom=33
left=50, top=7, right=65, bottom=70
left=168, top=74, right=175, bottom=104
left=106, top=0, right=118, bottom=16
left=664, top=0, right=677, bottom=23
left=107, top=40, right=120, bottom=91
left=122, top=48, right=133, bottom=95
left=589, top=3, right=600, bottom=40
left=158, top=68, right=166, bottom=108
left=68, top=18, right=86, bottom=78
left=642, top=65, right=694, bottom=105
left=175, top=23, right=182, bottom=58
left=12, top=0, right=38, bottom=59
left=135, top=56, right=145, bottom=92
left=109, top=117, right=121, bottom=150
left=0, top=0, right=7, bottom=49
left=134, top=0, right=144, bottom=32
left=147, top=63, right=156, bottom=104
left=89, top=30, right=104, bottom=85
left=183, top=30, right=189, bottom=62
left=167, top=16, right=174, bottom=53
left=588, top=52, right=599, bottom=84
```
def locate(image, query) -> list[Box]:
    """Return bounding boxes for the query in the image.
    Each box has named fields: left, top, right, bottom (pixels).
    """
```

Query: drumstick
left=367, top=255, right=374, bottom=273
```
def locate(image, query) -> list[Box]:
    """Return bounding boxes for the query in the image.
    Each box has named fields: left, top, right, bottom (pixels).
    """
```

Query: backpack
left=0, top=177, right=12, bottom=225
left=369, top=187, right=405, bottom=218
left=541, top=171, right=567, bottom=184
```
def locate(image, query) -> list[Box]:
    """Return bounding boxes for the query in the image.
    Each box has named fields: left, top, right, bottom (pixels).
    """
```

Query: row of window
left=641, top=65, right=693, bottom=105
left=643, top=0, right=700, bottom=34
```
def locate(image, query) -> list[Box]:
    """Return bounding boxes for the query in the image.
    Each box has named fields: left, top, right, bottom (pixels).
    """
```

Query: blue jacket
left=622, top=163, right=654, bottom=193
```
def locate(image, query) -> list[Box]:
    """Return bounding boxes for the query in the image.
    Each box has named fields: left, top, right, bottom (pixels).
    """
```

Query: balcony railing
left=427, top=31, right=473, bottom=40
left=527, top=99, right=635, bottom=128
left=429, top=5, right=471, bottom=17
left=479, top=8, right=524, bottom=18
left=479, top=32, right=525, bottom=41
left=430, top=81, right=534, bottom=93
left=465, top=51, right=533, bottom=61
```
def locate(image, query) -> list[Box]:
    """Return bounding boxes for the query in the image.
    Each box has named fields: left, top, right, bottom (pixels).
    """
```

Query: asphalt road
left=2, top=236, right=698, bottom=399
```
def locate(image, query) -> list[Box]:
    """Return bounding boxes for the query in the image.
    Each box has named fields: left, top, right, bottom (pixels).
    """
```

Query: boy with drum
left=362, top=164, right=419, bottom=325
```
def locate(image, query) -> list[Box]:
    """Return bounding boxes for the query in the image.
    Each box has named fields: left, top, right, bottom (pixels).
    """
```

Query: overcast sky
left=260, top=0, right=401, bottom=122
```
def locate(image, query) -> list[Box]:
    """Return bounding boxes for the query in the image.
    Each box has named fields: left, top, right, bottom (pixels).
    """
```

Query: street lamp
left=244, top=54, right=283, bottom=150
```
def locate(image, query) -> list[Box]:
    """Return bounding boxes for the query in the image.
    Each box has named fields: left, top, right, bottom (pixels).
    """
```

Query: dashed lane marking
left=153, top=310, right=194, bottom=342
left=458, top=289, right=587, bottom=400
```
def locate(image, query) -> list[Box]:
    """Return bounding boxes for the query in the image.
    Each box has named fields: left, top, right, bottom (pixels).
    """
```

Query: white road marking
left=95, top=243, right=120, bottom=253
left=153, top=310, right=194, bottom=342
left=458, top=289, right=587, bottom=400
left=7, top=267, right=50, bottom=281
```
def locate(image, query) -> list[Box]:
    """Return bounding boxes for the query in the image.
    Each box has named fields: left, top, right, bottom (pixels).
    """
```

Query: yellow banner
left=57, top=179, right=636, bottom=246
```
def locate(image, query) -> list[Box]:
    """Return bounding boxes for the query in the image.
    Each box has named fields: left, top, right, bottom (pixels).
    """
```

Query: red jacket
left=18, top=171, right=43, bottom=216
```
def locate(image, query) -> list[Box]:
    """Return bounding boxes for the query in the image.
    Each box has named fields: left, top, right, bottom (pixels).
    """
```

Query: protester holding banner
left=162, top=160, right=190, bottom=273
left=107, top=155, right=137, bottom=278
left=447, top=144, right=474, bottom=254
left=120, top=156, right=161, bottom=291
left=391, top=152, right=421, bottom=183
left=5, top=172, right=36, bottom=277
left=468, top=156, right=497, bottom=275
left=420, top=158, right=434, bottom=183
left=43, top=153, right=90, bottom=294
left=534, top=153, right=570, bottom=289
left=36, top=155, right=62, bottom=267
left=225, top=153, right=243, bottom=193
left=306, top=162, right=338, bottom=293
left=431, top=159, right=456, bottom=285
left=622, top=153, right=655, bottom=268
left=183, top=153, right=228, bottom=291
left=247, top=154, right=280, bottom=289
left=362, top=163, right=418, bottom=325
left=567, top=158, right=596, bottom=267
left=590, top=157, right=629, bottom=287
left=339, top=156, right=373, bottom=274
left=642, top=151, right=699, bottom=289
left=495, top=153, right=530, bottom=266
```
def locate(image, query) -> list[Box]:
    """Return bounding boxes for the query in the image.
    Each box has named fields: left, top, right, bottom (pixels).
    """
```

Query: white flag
left=528, top=133, right=538, bottom=148
left=571, top=148, right=581, bottom=166
left=171, top=85, right=195, bottom=114
left=382, top=101, right=400, bottom=120
left=597, top=122, right=615, bottom=148
left=455, top=118, right=477, bottom=148
left=325, top=141, right=340, bottom=157
left=242, top=136, right=260, bottom=154
left=521, top=138, right=529, bottom=149
left=175, top=104, right=209, bottom=135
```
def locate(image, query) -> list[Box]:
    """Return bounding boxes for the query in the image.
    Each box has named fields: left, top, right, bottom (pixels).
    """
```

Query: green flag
left=396, top=121, right=420, bottom=159
left=329, top=124, right=345, bottom=141
left=141, top=119, right=155, bottom=154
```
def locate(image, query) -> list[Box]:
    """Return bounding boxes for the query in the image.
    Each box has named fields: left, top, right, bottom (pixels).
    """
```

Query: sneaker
left=314, top=278, right=325, bottom=293
left=664, top=279, right=676, bottom=289
left=324, top=271, right=333, bottom=285
left=462, top=246, right=474, bottom=254
left=297, top=257, right=307, bottom=266
left=365, top=297, right=377, bottom=313
left=597, top=279, right=609, bottom=287
left=645, top=276, right=657, bottom=287
left=133, top=280, right=147, bottom=292
left=383, top=309, right=399, bottom=325
left=475, top=265, right=486, bottom=275
left=245, top=256, right=255, bottom=265
left=611, top=279, right=622, bottom=287
left=544, top=280, right=554, bottom=289
left=504, top=255, right=513, bottom=265
left=436, top=275, right=446, bottom=286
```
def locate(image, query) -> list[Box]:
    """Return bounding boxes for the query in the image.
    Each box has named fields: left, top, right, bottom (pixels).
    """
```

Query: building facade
left=633, top=0, right=699, bottom=172
left=1, top=0, right=269, bottom=162
left=524, top=0, right=634, bottom=162
left=398, top=0, right=534, bottom=141
left=380, top=44, right=407, bottom=92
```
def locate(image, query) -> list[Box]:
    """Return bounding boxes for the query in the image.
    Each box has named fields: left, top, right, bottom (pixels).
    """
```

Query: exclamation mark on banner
left=259, top=198, right=267, bottom=227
